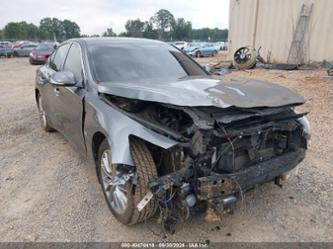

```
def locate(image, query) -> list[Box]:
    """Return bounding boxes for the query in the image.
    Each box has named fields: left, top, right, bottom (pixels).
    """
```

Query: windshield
left=36, top=44, right=54, bottom=52
left=88, top=43, right=207, bottom=83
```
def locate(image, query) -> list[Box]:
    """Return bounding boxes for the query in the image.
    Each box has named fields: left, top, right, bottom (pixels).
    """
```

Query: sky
left=0, top=0, right=229, bottom=35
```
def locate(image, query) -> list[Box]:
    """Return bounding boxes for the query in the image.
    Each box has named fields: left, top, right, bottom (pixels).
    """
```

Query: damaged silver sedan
left=35, top=38, right=310, bottom=233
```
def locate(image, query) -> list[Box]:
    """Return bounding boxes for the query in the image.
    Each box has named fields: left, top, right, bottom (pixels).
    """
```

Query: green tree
left=142, top=21, right=158, bottom=39
left=172, top=18, right=192, bottom=41
left=192, top=28, right=228, bottom=41
left=151, top=9, right=175, bottom=40
left=125, top=19, right=145, bottom=37
left=118, top=32, right=129, bottom=37
left=102, top=28, right=116, bottom=37
left=39, top=17, right=65, bottom=41
left=3, top=22, right=22, bottom=39
left=3, top=21, right=40, bottom=40
left=62, top=19, right=80, bottom=39
left=24, top=22, right=40, bottom=40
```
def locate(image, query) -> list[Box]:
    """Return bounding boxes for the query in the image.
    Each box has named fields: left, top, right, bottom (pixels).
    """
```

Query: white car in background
left=173, top=41, right=188, bottom=50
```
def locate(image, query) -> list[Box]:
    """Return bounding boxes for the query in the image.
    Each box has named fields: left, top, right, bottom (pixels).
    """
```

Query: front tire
left=98, top=138, right=158, bottom=225
left=195, top=51, right=201, bottom=57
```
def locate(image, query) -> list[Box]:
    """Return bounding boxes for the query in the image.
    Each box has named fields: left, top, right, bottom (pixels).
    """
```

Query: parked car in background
left=14, top=44, right=38, bottom=57
left=0, top=41, right=13, bottom=57
left=186, top=43, right=218, bottom=57
left=29, top=43, right=56, bottom=64
left=173, top=41, right=187, bottom=50
left=183, top=42, right=200, bottom=53
left=12, top=40, right=29, bottom=49
left=214, top=41, right=228, bottom=51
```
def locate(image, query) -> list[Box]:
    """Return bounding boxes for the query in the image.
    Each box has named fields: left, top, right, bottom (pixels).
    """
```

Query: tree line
left=115, top=9, right=228, bottom=41
left=0, top=9, right=228, bottom=42
left=0, top=18, right=80, bottom=41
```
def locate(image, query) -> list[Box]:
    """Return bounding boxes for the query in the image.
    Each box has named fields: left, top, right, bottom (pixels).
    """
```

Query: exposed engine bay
left=101, top=93, right=309, bottom=234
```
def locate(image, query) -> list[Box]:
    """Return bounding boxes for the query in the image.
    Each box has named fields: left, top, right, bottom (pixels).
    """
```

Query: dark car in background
left=35, top=38, right=310, bottom=233
left=29, top=43, right=56, bottom=64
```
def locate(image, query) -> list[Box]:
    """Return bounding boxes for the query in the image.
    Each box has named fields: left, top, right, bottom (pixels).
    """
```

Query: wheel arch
left=92, top=131, right=107, bottom=164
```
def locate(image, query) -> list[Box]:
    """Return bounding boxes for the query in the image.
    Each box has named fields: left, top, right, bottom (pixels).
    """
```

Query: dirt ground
left=0, top=57, right=332, bottom=242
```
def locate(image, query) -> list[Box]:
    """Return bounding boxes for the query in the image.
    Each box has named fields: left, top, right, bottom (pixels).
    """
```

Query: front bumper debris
left=146, top=149, right=305, bottom=234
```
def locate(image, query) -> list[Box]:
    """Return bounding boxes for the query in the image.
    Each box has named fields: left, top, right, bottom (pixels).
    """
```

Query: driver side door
left=54, top=42, right=87, bottom=154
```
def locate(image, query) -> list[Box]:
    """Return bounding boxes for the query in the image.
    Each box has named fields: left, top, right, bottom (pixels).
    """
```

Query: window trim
left=48, top=43, right=71, bottom=72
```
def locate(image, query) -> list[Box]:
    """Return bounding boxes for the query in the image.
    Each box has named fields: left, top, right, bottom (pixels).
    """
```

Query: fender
left=84, top=92, right=178, bottom=166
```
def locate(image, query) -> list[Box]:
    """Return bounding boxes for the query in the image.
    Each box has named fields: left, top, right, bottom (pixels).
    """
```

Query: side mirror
left=50, top=71, right=76, bottom=86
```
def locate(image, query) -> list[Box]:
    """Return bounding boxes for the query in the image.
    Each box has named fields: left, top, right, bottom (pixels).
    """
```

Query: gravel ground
left=0, top=57, right=332, bottom=242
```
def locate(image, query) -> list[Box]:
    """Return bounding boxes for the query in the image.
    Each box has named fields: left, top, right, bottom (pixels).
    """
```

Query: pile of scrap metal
left=204, top=46, right=299, bottom=75
left=233, top=46, right=299, bottom=70
left=204, top=61, right=233, bottom=75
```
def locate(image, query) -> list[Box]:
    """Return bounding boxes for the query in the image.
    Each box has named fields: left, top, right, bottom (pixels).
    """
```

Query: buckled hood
left=97, top=76, right=305, bottom=108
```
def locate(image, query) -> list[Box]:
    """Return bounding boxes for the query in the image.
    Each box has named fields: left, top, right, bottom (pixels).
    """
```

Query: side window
left=49, top=44, right=70, bottom=71
left=63, top=43, right=83, bottom=83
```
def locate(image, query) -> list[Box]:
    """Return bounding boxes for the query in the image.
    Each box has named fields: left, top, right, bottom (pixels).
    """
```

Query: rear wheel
left=37, top=95, right=54, bottom=132
left=98, top=138, right=158, bottom=225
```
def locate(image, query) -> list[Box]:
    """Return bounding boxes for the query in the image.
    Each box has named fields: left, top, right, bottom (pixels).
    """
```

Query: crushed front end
left=103, top=95, right=310, bottom=234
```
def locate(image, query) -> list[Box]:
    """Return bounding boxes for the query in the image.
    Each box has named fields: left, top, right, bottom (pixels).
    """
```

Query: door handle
left=54, top=88, right=60, bottom=96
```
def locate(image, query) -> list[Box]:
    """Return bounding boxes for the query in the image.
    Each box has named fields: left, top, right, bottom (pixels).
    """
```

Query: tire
left=195, top=51, right=201, bottom=58
left=37, top=94, right=54, bottom=132
left=13, top=51, right=19, bottom=57
left=98, top=138, right=158, bottom=225
left=233, top=46, right=257, bottom=70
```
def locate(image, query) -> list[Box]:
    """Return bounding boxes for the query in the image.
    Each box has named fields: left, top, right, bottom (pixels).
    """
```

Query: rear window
left=88, top=43, right=206, bottom=83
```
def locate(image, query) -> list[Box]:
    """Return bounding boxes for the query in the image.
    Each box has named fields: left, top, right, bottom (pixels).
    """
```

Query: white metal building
left=228, top=0, right=333, bottom=64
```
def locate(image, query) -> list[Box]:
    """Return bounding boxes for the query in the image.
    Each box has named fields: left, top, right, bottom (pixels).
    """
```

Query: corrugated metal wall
left=228, top=0, right=333, bottom=63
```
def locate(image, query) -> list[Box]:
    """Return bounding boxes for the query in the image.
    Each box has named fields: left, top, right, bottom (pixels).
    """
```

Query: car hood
left=97, top=76, right=305, bottom=108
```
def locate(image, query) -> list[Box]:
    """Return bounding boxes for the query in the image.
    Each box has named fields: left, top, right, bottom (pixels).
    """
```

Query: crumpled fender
left=84, top=94, right=177, bottom=166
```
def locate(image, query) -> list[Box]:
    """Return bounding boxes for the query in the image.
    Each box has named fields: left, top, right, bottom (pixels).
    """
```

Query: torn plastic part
left=137, top=191, right=154, bottom=212
left=298, top=116, right=311, bottom=139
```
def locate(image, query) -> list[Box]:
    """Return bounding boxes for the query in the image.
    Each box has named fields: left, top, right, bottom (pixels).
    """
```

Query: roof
left=70, top=37, right=166, bottom=47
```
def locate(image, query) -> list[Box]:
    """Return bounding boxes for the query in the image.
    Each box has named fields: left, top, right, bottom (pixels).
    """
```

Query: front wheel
left=98, top=138, right=158, bottom=225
